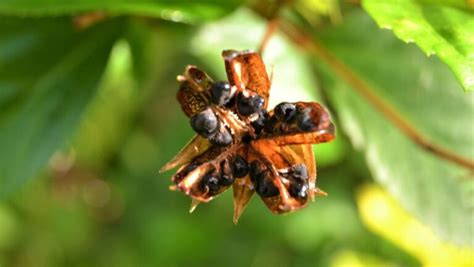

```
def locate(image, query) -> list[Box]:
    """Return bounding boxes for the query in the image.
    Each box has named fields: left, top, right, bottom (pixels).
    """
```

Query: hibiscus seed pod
left=210, top=81, right=233, bottom=106
left=237, top=92, right=265, bottom=116
left=232, top=155, right=249, bottom=178
left=190, top=108, right=219, bottom=137
left=274, top=102, right=297, bottom=122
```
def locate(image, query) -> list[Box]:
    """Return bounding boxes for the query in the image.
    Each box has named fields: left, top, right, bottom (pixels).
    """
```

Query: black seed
left=219, top=160, right=235, bottom=186
left=263, top=116, right=279, bottom=134
left=255, top=174, right=279, bottom=198
left=237, top=92, right=265, bottom=116
left=296, top=107, right=316, bottom=132
left=190, top=108, right=218, bottom=137
left=249, top=160, right=262, bottom=183
left=287, top=164, right=309, bottom=199
left=274, top=102, right=296, bottom=122
left=201, top=173, right=220, bottom=194
left=249, top=160, right=280, bottom=198
left=290, top=164, right=308, bottom=181
left=241, top=133, right=252, bottom=143
left=251, top=110, right=268, bottom=135
left=289, top=182, right=309, bottom=199
left=232, top=155, right=249, bottom=178
left=220, top=173, right=235, bottom=186
left=210, top=81, right=233, bottom=106
left=208, top=127, right=232, bottom=146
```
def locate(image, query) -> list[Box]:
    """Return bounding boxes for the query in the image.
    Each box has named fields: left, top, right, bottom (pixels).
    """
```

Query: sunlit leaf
left=316, top=11, right=474, bottom=246
left=363, top=0, right=474, bottom=91
left=0, top=17, right=122, bottom=198
left=0, top=0, right=244, bottom=23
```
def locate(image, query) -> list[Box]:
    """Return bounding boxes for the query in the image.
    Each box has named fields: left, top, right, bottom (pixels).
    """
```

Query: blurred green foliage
left=0, top=0, right=472, bottom=266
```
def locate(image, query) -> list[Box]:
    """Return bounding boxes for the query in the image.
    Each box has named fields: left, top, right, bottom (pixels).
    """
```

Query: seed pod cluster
left=161, top=50, right=336, bottom=222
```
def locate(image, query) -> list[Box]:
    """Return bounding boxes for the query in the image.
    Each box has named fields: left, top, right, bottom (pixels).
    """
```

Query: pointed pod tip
left=189, top=199, right=200, bottom=213
left=158, top=166, right=167, bottom=174
left=315, top=187, right=328, bottom=197
left=169, top=185, right=178, bottom=191
left=232, top=215, right=240, bottom=225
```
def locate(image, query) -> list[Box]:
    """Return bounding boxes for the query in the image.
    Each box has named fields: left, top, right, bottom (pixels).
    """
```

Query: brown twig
left=258, top=19, right=279, bottom=55
left=278, top=20, right=474, bottom=171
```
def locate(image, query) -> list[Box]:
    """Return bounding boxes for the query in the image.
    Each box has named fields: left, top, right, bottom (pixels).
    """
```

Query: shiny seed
left=232, top=155, right=249, bottom=178
left=201, top=173, right=220, bottom=194
left=274, top=102, right=296, bottom=122
left=296, top=107, right=316, bottom=132
left=237, top=92, right=265, bottom=116
left=208, top=127, right=232, bottom=146
left=190, top=108, right=218, bottom=137
left=210, top=81, right=233, bottom=106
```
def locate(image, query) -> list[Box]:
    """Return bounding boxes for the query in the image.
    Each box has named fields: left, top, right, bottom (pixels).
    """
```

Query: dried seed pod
left=177, top=82, right=209, bottom=117
left=162, top=50, right=336, bottom=222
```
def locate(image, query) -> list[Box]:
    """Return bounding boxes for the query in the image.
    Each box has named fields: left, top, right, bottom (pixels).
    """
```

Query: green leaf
left=0, top=0, right=244, bottom=23
left=0, top=17, right=122, bottom=198
left=363, top=0, right=474, bottom=91
left=316, top=11, right=474, bottom=246
left=191, top=8, right=346, bottom=166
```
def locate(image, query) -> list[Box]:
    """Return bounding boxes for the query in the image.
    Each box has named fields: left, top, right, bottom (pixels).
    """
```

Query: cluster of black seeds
left=190, top=81, right=272, bottom=146
left=189, top=81, right=235, bottom=146
left=250, top=102, right=318, bottom=138
left=186, top=82, right=317, bottom=199
left=197, top=155, right=250, bottom=196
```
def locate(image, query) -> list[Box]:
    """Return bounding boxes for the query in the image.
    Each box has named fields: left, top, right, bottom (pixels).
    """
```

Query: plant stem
left=258, top=19, right=279, bottom=55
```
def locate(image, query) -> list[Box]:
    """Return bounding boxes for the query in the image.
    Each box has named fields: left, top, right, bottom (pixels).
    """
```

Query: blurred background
left=0, top=0, right=473, bottom=266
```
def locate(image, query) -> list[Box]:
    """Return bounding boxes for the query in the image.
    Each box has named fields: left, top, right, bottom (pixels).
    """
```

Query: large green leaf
left=0, top=0, right=243, bottom=23
left=316, top=11, right=474, bottom=246
left=363, top=0, right=474, bottom=92
left=0, top=17, right=122, bottom=198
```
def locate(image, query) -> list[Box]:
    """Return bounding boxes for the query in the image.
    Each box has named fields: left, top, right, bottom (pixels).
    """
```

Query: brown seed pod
left=161, top=50, right=335, bottom=223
